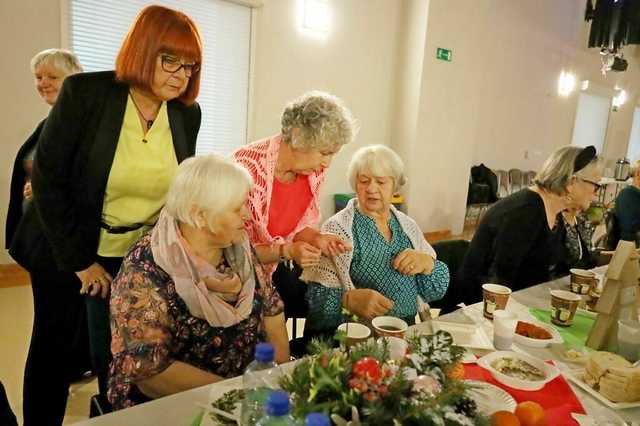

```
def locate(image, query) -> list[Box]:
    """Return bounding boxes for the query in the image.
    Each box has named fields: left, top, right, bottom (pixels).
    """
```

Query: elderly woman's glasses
left=160, top=54, right=200, bottom=77
left=577, top=177, right=602, bottom=192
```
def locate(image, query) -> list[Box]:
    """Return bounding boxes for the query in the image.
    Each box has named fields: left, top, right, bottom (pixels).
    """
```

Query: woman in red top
left=233, top=91, right=357, bottom=321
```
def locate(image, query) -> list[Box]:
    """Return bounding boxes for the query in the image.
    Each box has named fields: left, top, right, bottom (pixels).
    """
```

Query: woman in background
left=459, top=146, right=601, bottom=304
left=614, top=161, right=640, bottom=246
left=5, top=49, right=86, bottom=426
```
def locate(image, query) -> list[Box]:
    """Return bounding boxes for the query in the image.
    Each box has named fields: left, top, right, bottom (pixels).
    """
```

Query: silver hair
left=348, top=145, right=407, bottom=192
left=30, top=48, right=83, bottom=75
left=281, top=90, right=358, bottom=151
left=534, top=146, right=600, bottom=195
left=165, top=154, right=252, bottom=229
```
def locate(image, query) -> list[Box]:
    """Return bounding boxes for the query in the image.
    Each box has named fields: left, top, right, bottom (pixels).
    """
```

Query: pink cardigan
left=232, top=134, right=326, bottom=262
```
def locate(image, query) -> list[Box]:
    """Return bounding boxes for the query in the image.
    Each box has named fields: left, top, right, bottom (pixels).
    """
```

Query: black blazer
left=5, top=119, right=45, bottom=249
left=10, top=71, right=201, bottom=272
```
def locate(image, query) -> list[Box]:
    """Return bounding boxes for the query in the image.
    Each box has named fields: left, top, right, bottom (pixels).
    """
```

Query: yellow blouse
left=97, top=96, right=177, bottom=257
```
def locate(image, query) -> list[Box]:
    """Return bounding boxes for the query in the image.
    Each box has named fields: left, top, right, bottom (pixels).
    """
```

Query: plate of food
left=464, top=380, right=516, bottom=415
left=564, top=351, right=640, bottom=409
left=477, top=351, right=559, bottom=391
left=513, top=320, right=563, bottom=348
left=430, top=321, right=493, bottom=350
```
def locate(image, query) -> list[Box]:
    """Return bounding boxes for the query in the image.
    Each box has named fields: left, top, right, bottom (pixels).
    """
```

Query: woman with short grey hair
left=302, top=145, right=449, bottom=339
left=108, top=154, right=289, bottom=409
left=5, top=48, right=84, bottom=425
left=459, top=145, right=601, bottom=303
left=233, top=90, right=357, bottom=324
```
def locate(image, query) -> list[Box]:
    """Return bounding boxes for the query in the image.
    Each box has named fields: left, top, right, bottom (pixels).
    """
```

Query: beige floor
left=0, top=284, right=97, bottom=425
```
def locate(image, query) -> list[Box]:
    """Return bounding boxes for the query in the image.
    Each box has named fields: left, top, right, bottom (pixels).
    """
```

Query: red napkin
left=464, top=362, right=586, bottom=426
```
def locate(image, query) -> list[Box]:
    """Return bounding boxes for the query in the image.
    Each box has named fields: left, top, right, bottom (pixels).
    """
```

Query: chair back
left=508, top=168, right=524, bottom=193
left=430, top=239, right=470, bottom=314
left=494, top=169, right=510, bottom=198
left=604, top=211, right=621, bottom=251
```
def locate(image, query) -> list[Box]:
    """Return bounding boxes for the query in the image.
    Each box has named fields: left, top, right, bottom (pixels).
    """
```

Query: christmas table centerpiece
left=210, top=330, right=488, bottom=425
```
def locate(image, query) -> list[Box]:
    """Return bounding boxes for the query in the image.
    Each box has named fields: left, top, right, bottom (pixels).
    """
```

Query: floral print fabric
left=107, top=232, right=284, bottom=409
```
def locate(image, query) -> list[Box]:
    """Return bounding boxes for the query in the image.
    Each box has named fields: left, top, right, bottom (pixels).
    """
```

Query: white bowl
left=513, top=322, right=563, bottom=348
left=477, top=351, right=559, bottom=391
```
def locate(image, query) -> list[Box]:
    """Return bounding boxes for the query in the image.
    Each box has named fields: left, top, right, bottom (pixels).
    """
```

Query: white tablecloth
left=73, top=272, right=640, bottom=425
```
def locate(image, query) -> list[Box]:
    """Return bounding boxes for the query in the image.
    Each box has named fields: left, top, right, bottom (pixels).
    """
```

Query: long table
left=74, top=275, right=640, bottom=425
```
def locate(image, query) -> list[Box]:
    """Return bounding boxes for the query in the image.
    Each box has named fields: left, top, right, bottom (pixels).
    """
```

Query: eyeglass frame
left=160, top=54, right=200, bottom=77
left=576, top=176, right=602, bottom=192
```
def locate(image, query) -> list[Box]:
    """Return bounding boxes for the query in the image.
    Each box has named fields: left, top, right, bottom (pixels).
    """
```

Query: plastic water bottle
left=304, top=413, right=331, bottom=426
left=241, top=343, right=279, bottom=426
left=255, top=391, right=296, bottom=426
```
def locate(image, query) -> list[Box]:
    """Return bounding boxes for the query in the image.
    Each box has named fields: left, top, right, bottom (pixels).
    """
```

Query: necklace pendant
left=146, top=120, right=154, bottom=130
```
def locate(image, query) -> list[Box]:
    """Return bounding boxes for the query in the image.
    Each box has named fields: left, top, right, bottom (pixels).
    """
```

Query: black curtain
left=585, top=0, right=640, bottom=50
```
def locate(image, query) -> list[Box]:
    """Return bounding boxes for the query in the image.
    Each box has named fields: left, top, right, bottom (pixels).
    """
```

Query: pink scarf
left=150, top=209, right=255, bottom=328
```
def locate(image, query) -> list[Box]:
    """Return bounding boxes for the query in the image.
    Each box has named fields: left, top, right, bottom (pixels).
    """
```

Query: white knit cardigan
left=300, top=198, right=437, bottom=291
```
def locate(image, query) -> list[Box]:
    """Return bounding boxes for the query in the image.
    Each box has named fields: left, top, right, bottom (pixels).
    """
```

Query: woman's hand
left=203, top=274, right=242, bottom=302
left=393, top=249, right=434, bottom=275
left=23, top=181, right=33, bottom=200
left=343, top=288, right=394, bottom=320
left=312, top=233, right=352, bottom=257
left=286, top=241, right=322, bottom=268
left=76, top=262, right=113, bottom=298
left=263, top=313, right=290, bottom=363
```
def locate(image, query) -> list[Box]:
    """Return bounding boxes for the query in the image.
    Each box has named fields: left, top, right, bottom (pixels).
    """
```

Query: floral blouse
left=107, top=233, right=284, bottom=410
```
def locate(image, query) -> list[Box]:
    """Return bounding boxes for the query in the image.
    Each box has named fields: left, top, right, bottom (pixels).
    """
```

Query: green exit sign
left=436, top=47, right=452, bottom=62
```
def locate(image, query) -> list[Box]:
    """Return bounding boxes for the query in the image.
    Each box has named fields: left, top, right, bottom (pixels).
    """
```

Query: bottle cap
left=254, top=342, right=274, bottom=363
left=265, top=391, right=290, bottom=416
left=305, top=412, right=331, bottom=426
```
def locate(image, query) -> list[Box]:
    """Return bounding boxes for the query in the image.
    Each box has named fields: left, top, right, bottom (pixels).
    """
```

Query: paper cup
left=371, top=316, right=408, bottom=338
left=482, top=284, right=512, bottom=319
left=377, top=336, right=408, bottom=361
left=550, top=290, right=581, bottom=326
left=492, top=310, right=517, bottom=350
left=569, top=269, right=597, bottom=295
left=617, top=320, right=640, bottom=362
left=337, top=322, right=371, bottom=347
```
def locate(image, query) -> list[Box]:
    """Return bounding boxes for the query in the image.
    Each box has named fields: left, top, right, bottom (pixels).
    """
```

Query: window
left=68, top=0, right=251, bottom=155
left=626, top=106, right=640, bottom=162
left=571, top=92, right=611, bottom=154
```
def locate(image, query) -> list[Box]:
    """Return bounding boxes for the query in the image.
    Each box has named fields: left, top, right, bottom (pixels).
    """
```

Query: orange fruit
left=491, top=410, right=521, bottom=426
left=515, top=401, right=546, bottom=426
left=447, top=362, right=465, bottom=380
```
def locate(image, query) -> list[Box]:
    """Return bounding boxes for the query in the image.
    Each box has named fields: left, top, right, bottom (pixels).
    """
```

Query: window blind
left=69, top=0, right=251, bottom=155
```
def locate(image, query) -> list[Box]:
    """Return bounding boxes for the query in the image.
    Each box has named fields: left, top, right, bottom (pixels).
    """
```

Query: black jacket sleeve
left=31, top=75, right=94, bottom=271
left=5, top=119, right=45, bottom=249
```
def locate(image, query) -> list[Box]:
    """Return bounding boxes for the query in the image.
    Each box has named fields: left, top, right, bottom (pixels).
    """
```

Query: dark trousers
left=86, top=256, right=123, bottom=405
left=23, top=270, right=91, bottom=426
left=272, top=262, right=308, bottom=319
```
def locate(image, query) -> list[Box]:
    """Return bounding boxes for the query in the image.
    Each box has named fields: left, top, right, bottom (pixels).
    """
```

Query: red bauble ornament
left=352, top=357, right=382, bottom=384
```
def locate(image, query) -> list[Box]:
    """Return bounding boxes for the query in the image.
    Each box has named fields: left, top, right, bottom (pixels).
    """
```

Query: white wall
left=248, top=0, right=402, bottom=220
left=0, top=0, right=61, bottom=263
left=398, top=0, right=640, bottom=234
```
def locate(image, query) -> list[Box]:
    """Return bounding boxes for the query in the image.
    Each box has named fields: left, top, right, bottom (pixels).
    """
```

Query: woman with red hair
left=10, top=5, right=202, bottom=420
